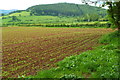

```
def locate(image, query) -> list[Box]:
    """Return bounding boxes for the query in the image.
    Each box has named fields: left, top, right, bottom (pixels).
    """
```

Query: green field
left=2, top=14, right=109, bottom=28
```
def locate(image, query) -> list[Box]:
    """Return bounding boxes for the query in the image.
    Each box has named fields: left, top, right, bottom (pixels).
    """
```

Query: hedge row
left=2, top=23, right=111, bottom=28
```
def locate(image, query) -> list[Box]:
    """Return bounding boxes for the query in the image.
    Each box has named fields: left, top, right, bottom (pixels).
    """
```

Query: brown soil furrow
left=2, top=34, right=91, bottom=64
left=3, top=34, right=100, bottom=77
left=2, top=27, right=113, bottom=78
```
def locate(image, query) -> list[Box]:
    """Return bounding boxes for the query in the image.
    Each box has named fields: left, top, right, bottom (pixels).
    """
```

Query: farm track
left=2, top=27, right=113, bottom=78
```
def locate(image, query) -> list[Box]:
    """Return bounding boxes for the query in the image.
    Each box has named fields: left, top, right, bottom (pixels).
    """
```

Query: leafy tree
left=1, top=13, right=5, bottom=16
left=83, top=14, right=99, bottom=21
left=11, top=16, right=20, bottom=21
left=19, top=14, right=21, bottom=16
left=81, top=0, right=120, bottom=31
left=12, top=16, right=18, bottom=21
left=30, top=13, right=33, bottom=16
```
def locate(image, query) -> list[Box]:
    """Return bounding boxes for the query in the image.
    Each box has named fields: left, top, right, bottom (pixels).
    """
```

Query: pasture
left=2, top=27, right=113, bottom=78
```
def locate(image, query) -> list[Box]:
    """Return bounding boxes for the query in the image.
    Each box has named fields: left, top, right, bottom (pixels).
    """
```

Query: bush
left=99, top=31, right=119, bottom=45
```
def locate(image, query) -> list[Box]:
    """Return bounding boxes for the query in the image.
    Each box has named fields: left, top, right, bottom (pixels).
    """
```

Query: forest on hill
left=10, top=3, right=106, bottom=17
left=26, top=3, right=106, bottom=17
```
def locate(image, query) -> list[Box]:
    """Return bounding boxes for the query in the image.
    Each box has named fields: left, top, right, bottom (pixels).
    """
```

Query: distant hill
left=2, top=3, right=109, bottom=27
left=0, top=9, right=17, bottom=14
left=26, top=3, right=106, bottom=16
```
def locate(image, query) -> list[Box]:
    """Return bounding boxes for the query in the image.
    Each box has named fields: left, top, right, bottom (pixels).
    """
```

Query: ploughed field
left=2, top=27, right=113, bottom=78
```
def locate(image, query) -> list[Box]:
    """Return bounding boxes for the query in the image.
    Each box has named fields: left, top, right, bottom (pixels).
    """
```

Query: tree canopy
left=81, top=0, right=120, bottom=31
left=26, top=3, right=106, bottom=17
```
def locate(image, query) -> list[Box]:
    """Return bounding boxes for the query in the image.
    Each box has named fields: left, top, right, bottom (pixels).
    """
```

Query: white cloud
left=0, top=0, right=83, bottom=10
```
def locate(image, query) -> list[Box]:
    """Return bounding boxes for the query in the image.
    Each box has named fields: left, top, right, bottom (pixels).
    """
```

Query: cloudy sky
left=0, top=0, right=84, bottom=10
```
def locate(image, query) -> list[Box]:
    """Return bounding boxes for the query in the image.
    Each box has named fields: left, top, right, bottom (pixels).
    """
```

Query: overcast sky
left=0, top=0, right=84, bottom=10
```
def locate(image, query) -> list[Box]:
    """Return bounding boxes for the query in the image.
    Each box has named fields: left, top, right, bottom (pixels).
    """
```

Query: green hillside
left=2, top=3, right=109, bottom=27
left=26, top=3, right=106, bottom=17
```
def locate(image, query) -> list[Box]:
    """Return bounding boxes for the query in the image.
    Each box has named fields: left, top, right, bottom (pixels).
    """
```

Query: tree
left=30, top=13, right=33, bottom=16
left=11, top=16, right=21, bottom=21
left=81, top=0, right=120, bottom=31
left=1, top=13, right=5, bottom=16
left=19, top=14, right=21, bottom=16
left=12, top=16, right=18, bottom=21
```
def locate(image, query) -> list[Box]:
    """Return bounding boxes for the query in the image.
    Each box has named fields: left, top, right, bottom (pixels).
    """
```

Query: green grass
left=9, top=11, right=30, bottom=16
left=22, top=30, right=119, bottom=78
left=2, top=15, right=109, bottom=28
left=99, top=31, right=119, bottom=45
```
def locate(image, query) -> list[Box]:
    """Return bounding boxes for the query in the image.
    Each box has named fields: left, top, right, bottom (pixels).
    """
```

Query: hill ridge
left=24, top=3, right=106, bottom=16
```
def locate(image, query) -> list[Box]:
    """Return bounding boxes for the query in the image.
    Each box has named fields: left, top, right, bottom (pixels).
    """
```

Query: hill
left=2, top=3, right=109, bottom=27
left=26, top=3, right=106, bottom=17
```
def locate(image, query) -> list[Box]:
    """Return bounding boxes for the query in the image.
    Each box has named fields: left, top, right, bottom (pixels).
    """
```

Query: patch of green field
left=2, top=14, right=109, bottom=28
left=9, top=11, right=30, bottom=16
